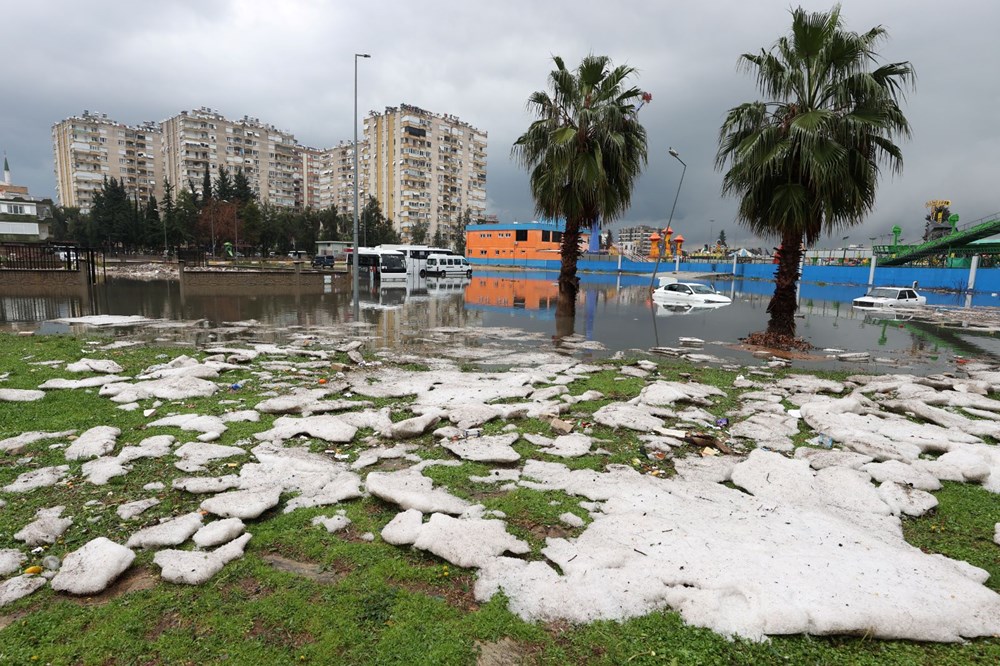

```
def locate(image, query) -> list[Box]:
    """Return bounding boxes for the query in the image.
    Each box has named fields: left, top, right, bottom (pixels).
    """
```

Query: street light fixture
left=352, top=53, right=371, bottom=321
left=649, top=147, right=687, bottom=290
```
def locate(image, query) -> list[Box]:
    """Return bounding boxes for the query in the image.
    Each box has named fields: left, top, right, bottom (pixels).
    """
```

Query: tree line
left=47, top=166, right=470, bottom=257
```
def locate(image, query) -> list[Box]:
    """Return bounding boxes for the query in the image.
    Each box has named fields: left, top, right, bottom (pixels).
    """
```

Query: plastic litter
left=230, top=383, right=242, bottom=391
left=715, top=417, right=729, bottom=428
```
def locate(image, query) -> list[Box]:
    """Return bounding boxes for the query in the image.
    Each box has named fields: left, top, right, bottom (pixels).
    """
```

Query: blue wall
left=466, top=256, right=1000, bottom=293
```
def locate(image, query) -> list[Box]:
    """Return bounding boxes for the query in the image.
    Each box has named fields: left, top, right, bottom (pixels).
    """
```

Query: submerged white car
left=653, top=280, right=732, bottom=306
left=852, top=286, right=926, bottom=309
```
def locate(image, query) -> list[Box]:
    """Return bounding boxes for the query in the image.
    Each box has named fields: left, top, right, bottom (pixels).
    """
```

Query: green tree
left=233, top=168, right=255, bottom=205
left=411, top=220, right=429, bottom=244
left=716, top=5, right=913, bottom=340
left=161, top=181, right=177, bottom=253
left=215, top=167, right=234, bottom=201
left=201, top=170, right=213, bottom=204
left=432, top=226, right=445, bottom=249
left=143, top=194, right=160, bottom=252
left=513, top=55, right=648, bottom=297
left=175, top=187, right=200, bottom=247
left=718, top=229, right=727, bottom=248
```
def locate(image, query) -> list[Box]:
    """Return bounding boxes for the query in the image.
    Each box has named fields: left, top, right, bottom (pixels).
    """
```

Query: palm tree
left=513, top=55, right=648, bottom=297
left=716, top=4, right=914, bottom=341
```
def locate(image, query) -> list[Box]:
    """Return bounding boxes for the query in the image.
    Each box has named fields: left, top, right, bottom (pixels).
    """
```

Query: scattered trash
left=813, top=433, right=834, bottom=449
left=463, top=428, right=482, bottom=438
left=23, top=565, right=43, bottom=575
left=715, top=417, right=729, bottom=428
left=230, top=383, right=242, bottom=391
left=318, top=378, right=328, bottom=384
left=684, top=432, right=733, bottom=455
left=548, top=418, right=574, bottom=435
left=700, top=447, right=719, bottom=457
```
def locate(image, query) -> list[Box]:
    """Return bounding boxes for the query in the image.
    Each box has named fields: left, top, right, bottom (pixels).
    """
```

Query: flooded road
left=2, top=269, right=999, bottom=371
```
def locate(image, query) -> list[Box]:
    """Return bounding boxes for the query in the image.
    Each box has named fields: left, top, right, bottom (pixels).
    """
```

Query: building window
left=553, top=232, right=563, bottom=244
left=541, top=231, right=550, bottom=242
left=515, top=229, right=528, bottom=242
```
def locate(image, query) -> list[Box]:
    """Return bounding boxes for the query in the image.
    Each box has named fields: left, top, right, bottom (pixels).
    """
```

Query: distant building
left=616, top=224, right=658, bottom=256
left=364, top=104, right=487, bottom=243
left=1, top=156, right=53, bottom=241
left=52, top=105, right=488, bottom=229
left=466, top=219, right=588, bottom=264
left=51, top=111, right=162, bottom=213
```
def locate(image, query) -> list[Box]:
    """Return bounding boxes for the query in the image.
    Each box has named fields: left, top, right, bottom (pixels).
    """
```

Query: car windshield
left=866, top=288, right=898, bottom=299
left=381, top=255, right=405, bottom=270
left=688, top=284, right=717, bottom=294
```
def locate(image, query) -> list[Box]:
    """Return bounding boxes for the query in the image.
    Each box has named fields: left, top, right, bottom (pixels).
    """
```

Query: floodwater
left=2, top=269, right=999, bottom=372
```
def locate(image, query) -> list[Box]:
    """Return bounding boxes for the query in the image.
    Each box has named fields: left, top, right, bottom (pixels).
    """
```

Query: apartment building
left=52, top=111, right=162, bottom=213
left=364, top=104, right=486, bottom=242
left=52, top=105, right=487, bottom=230
left=160, top=108, right=302, bottom=207
left=617, top=224, right=659, bottom=256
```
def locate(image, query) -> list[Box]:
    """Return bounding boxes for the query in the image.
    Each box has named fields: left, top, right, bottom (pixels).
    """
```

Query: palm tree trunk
left=559, top=219, right=582, bottom=296
left=766, top=230, right=804, bottom=338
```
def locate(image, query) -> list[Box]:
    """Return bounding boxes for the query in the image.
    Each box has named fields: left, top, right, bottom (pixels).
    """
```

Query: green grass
left=1, top=333, right=998, bottom=664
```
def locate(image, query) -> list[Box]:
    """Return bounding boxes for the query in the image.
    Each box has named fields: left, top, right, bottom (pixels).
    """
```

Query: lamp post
left=352, top=53, right=371, bottom=321
left=649, top=147, right=687, bottom=290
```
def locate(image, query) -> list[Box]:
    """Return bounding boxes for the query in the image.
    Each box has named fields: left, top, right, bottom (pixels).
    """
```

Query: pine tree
left=718, top=229, right=727, bottom=247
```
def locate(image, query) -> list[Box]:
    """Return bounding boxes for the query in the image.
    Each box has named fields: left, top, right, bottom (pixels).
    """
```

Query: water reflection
left=3, top=269, right=999, bottom=370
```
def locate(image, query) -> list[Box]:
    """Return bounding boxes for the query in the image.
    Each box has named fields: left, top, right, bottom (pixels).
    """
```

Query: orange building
left=466, top=220, right=589, bottom=267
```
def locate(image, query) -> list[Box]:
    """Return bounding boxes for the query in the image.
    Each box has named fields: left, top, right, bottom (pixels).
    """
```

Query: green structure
left=874, top=201, right=1000, bottom=266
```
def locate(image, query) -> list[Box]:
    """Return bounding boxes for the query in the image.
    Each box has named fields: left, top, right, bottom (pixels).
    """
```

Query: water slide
left=875, top=212, right=1000, bottom=266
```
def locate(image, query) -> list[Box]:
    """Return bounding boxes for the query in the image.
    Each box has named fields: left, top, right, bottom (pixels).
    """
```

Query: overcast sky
left=4, top=0, right=999, bottom=248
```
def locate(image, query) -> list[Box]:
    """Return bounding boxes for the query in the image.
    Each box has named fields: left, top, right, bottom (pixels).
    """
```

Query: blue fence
left=466, top=255, right=1000, bottom=293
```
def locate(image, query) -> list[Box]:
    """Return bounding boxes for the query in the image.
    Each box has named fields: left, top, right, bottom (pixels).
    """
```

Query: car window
left=897, top=292, right=907, bottom=300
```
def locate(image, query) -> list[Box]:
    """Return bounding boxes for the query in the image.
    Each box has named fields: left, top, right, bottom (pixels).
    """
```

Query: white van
left=422, top=253, right=472, bottom=278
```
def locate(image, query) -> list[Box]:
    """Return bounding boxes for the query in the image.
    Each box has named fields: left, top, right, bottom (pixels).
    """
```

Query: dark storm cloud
left=4, top=0, right=999, bottom=249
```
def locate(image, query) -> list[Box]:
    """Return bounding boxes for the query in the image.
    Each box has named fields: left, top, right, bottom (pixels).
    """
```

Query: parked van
left=422, top=253, right=471, bottom=278
left=376, top=244, right=454, bottom=276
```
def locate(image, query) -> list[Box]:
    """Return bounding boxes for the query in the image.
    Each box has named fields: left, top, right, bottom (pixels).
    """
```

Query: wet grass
left=1, top=333, right=998, bottom=664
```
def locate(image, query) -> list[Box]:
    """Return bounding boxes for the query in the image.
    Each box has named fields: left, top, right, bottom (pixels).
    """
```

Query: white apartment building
left=364, top=104, right=486, bottom=242
left=52, top=111, right=162, bottom=213
left=159, top=108, right=301, bottom=206
left=52, top=105, right=487, bottom=231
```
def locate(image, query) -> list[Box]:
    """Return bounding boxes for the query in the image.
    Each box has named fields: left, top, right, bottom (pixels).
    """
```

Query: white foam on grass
left=193, top=518, right=246, bottom=548
left=253, top=414, right=358, bottom=443
left=474, top=460, right=1000, bottom=642
left=239, top=442, right=363, bottom=512
left=0, top=549, right=27, bottom=576
left=0, top=430, right=75, bottom=454
left=50, top=537, right=135, bottom=595
left=366, top=469, right=471, bottom=515
left=99, top=375, right=220, bottom=403
left=153, top=533, right=252, bottom=585
left=125, top=512, right=204, bottom=549
left=394, top=512, right=531, bottom=569
left=116, top=498, right=161, bottom=520
left=173, top=441, right=246, bottom=472
left=82, top=457, right=131, bottom=485
left=200, top=487, right=282, bottom=519
left=0, top=575, right=47, bottom=607
left=3, top=465, right=70, bottom=493
left=0, top=388, right=45, bottom=402
left=66, top=358, right=125, bottom=374
left=442, top=433, right=521, bottom=463
left=64, top=426, right=121, bottom=461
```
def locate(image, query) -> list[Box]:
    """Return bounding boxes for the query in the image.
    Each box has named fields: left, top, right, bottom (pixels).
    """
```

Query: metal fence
left=0, top=243, right=81, bottom=271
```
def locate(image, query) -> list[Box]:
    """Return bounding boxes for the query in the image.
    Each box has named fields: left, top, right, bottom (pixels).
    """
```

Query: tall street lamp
left=649, top=147, right=687, bottom=290
left=353, top=53, right=371, bottom=321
